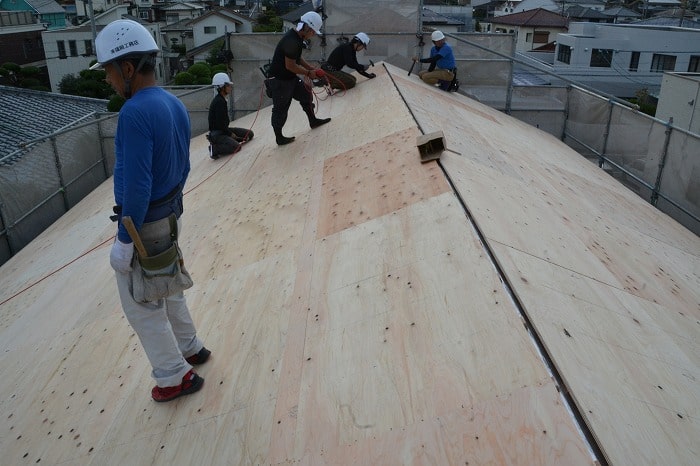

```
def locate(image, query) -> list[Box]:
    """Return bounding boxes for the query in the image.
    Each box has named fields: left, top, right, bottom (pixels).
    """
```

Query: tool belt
left=111, top=183, right=183, bottom=223
left=130, top=214, right=193, bottom=303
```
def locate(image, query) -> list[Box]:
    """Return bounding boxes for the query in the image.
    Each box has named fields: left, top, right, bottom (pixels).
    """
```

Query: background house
left=0, top=0, right=67, bottom=30
left=486, top=8, right=569, bottom=52
left=0, top=11, right=46, bottom=67
left=553, top=22, right=700, bottom=97
left=155, top=1, right=205, bottom=24
left=41, top=11, right=166, bottom=92
left=166, top=8, right=253, bottom=76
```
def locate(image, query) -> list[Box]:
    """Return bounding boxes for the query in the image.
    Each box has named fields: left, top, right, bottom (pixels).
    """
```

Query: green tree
left=254, top=9, right=283, bottom=32
left=174, top=71, right=196, bottom=85
left=58, top=68, right=113, bottom=99
left=206, top=40, right=225, bottom=66
left=0, top=62, right=50, bottom=90
left=107, top=95, right=126, bottom=112
left=186, top=62, right=213, bottom=85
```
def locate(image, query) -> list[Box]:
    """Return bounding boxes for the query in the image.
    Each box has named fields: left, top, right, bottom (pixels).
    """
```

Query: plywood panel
left=318, top=127, right=450, bottom=237
left=386, top=61, right=700, bottom=466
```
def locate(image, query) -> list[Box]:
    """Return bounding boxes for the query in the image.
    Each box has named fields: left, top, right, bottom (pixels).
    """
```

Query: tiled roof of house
left=603, top=7, right=642, bottom=18
left=0, top=86, right=107, bottom=162
left=422, top=8, right=465, bottom=26
left=491, top=8, right=569, bottom=27
left=632, top=16, right=700, bottom=29
left=565, top=6, right=610, bottom=20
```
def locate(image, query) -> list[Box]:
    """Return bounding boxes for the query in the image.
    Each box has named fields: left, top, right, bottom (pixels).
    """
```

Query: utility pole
left=87, top=0, right=97, bottom=53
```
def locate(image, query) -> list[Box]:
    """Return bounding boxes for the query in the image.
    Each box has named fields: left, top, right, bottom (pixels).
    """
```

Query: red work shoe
left=185, top=347, right=211, bottom=365
left=151, top=369, right=204, bottom=402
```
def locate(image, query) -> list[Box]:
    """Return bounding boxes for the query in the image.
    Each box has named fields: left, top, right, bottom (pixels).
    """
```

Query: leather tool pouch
left=131, top=215, right=193, bottom=303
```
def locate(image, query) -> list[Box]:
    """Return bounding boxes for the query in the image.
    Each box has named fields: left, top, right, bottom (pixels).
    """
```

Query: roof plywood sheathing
left=0, top=63, right=698, bottom=466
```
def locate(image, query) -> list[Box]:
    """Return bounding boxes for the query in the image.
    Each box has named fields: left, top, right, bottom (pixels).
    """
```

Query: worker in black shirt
left=322, top=33, right=376, bottom=90
left=208, top=72, right=253, bottom=159
left=267, top=11, right=331, bottom=146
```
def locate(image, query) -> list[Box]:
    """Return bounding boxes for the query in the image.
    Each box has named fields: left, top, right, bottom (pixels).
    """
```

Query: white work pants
left=114, top=217, right=203, bottom=387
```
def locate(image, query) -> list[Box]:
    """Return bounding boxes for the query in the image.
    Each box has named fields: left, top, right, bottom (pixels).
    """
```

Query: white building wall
left=43, top=22, right=165, bottom=93
left=656, top=73, right=700, bottom=134
left=553, top=23, right=700, bottom=96
left=192, top=17, right=240, bottom=47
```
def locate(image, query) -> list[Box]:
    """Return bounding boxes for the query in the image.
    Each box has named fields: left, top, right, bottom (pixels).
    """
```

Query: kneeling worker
left=412, top=30, right=455, bottom=87
left=208, top=72, right=253, bottom=159
left=322, top=33, right=376, bottom=90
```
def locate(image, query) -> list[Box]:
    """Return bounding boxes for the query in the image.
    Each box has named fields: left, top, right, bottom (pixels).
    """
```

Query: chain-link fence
left=564, top=87, right=700, bottom=233
left=0, top=86, right=212, bottom=266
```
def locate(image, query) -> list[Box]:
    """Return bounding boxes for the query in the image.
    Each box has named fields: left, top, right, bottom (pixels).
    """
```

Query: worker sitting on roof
left=321, top=33, right=376, bottom=90
left=207, top=72, right=254, bottom=160
left=412, top=30, right=457, bottom=91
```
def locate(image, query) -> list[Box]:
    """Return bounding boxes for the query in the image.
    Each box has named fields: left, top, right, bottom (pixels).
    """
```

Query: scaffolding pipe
left=651, top=118, right=674, bottom=206
left=51, top=136, right=70, bottom=212
left=599, top=100, right=615, bottom=168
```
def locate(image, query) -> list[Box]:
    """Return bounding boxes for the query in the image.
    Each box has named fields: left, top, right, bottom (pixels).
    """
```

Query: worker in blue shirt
left=93, top=19, right=210, bottom=403
left=413, top=30, right=456, bottom=88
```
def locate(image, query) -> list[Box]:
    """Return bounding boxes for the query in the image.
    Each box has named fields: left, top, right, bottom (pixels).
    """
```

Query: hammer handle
left=408, top=60, right=416, bottom=76
left=121, top=216, right=148, bottom=258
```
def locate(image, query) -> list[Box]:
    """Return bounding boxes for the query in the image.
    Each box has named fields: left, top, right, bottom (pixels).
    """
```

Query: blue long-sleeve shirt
left=113, top=86, right=191, bottom=243
left=420, top=42, right=456, bottom=71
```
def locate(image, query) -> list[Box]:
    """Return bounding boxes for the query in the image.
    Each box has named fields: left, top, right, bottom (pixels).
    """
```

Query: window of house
left=526, top=32, right=532, bottom=42
left=688, top=55, right=700, bottom=73
left=557, top=44, right=571, bottom=64
left=651, top=54, right=676, bottom=72
left=69, top=40, right=78, bottom=57
left=23, top=38, right=32, bottom=58
left=139, top=10, right=149, bottom=19
left=84, top=40, right=93, bottom=56
left=533, top=31, right=549, bottom=43
left=57, top=40, right=67, bottom=59
left=590, top=48, right=613, bottom=68
left=204, top=26, right=217, bottom=34
left=629, top=51, right=640, bottom=71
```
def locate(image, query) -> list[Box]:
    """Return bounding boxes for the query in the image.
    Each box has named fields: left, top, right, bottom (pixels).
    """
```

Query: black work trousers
left=269, top=77, right=313, bottom=132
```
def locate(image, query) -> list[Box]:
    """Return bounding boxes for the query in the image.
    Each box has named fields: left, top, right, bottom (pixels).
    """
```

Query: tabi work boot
left=151, top=369, right=204, bottom=402
left=185, top=347, right=211, bottom=365
left=309, top=117, right=331, bottom=129
left=274, top=128, right=295, bottom=146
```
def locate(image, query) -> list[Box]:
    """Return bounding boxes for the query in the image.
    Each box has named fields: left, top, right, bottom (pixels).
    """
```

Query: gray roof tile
left=0, top=85, right=107, bottom=162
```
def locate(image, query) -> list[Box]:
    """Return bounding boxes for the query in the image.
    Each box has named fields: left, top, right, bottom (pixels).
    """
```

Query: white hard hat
left=431, top=30, right=445, bottom=42
left=300, top=11, right=323, bottom=35
left=90, top=19, right=159, bottom=70
left=354, top=32, right=370, bottom=47
left=212, top=72, right=233, bottom=88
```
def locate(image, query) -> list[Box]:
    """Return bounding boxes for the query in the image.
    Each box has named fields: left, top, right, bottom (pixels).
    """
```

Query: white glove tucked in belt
left=110, top=238, right=134, bottom=273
